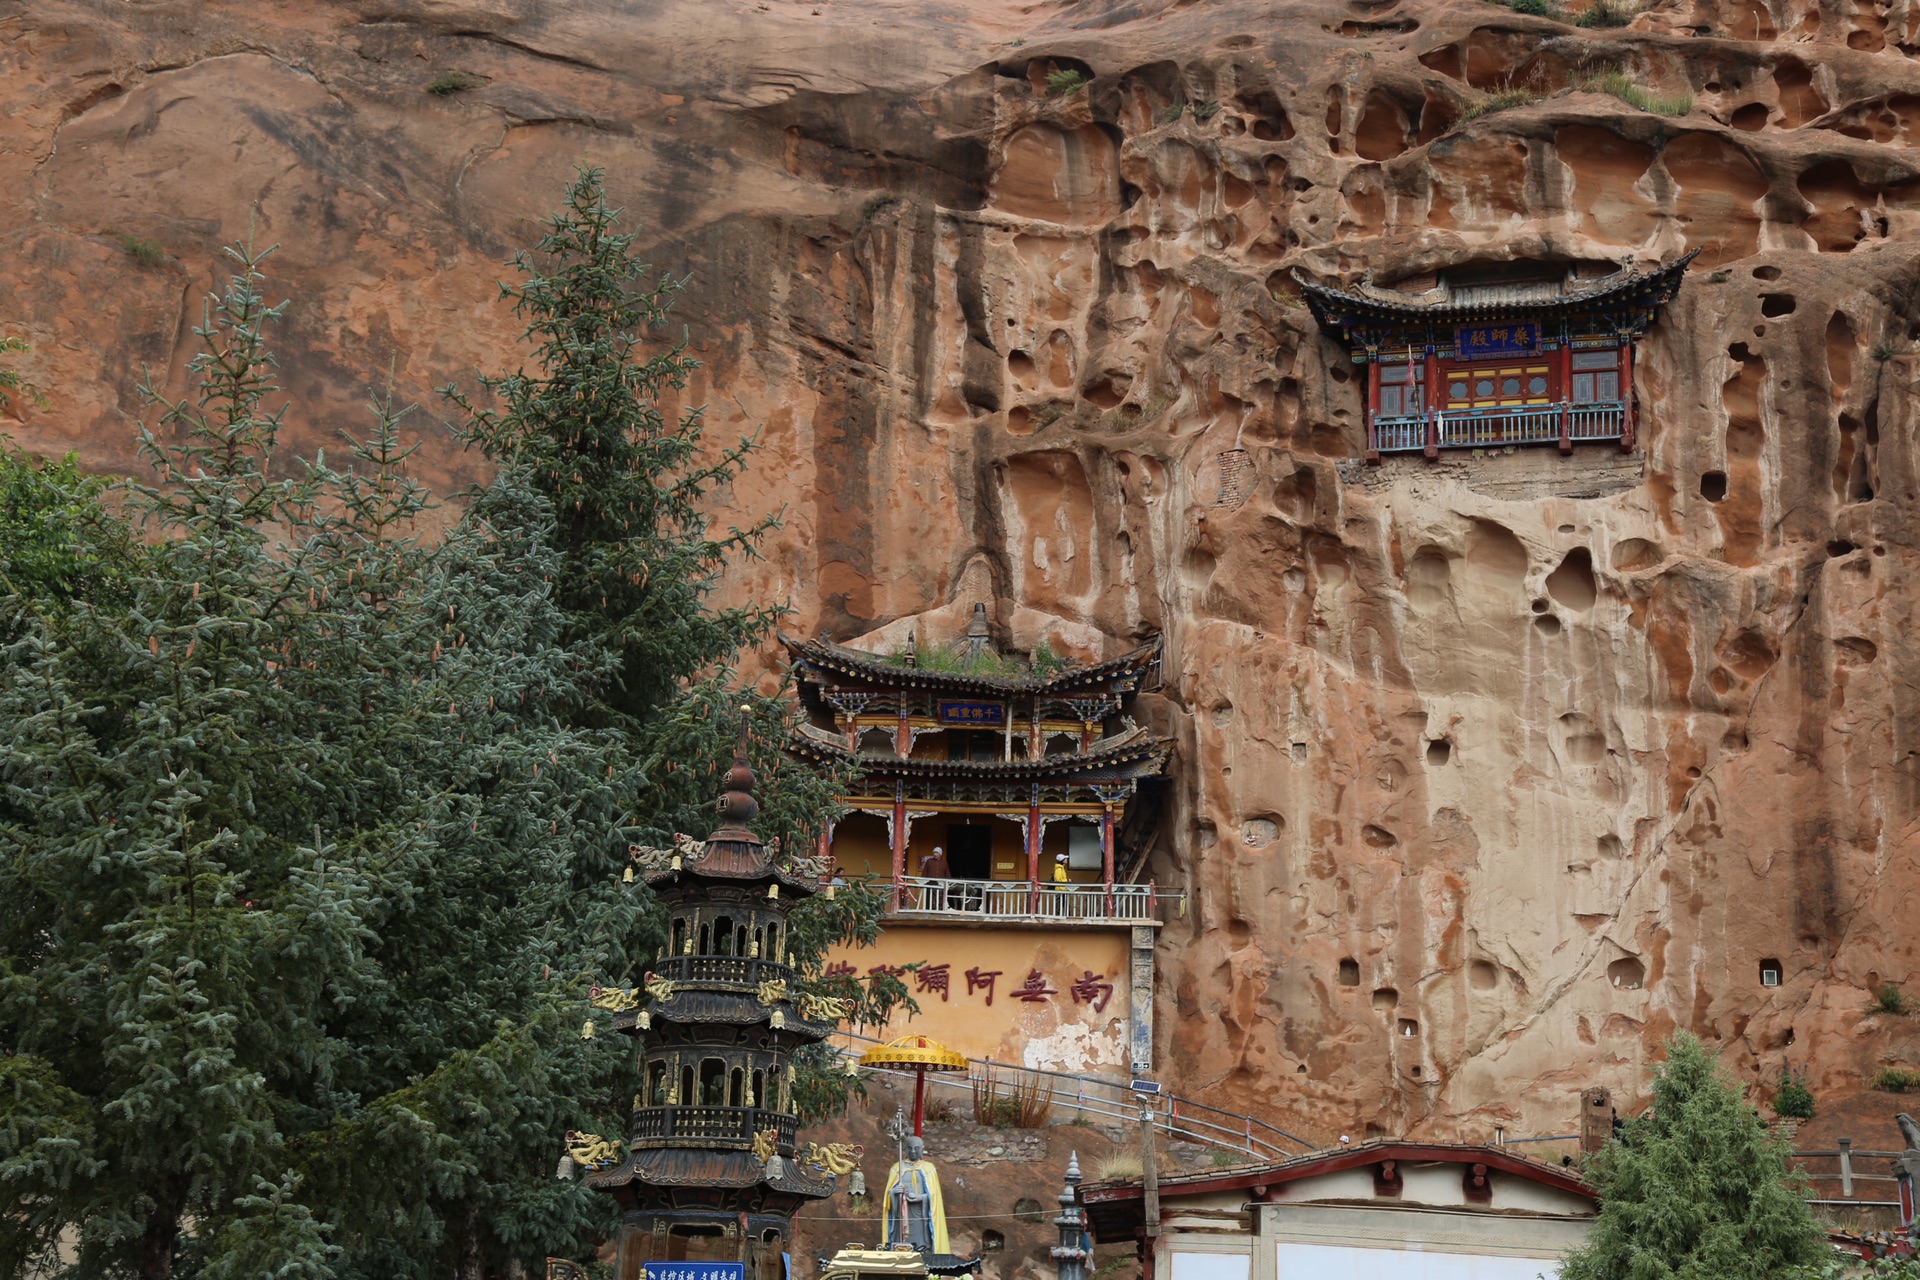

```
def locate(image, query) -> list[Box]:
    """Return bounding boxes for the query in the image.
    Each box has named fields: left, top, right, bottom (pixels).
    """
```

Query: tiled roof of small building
left=1295, top=250, right=1697, bottom=326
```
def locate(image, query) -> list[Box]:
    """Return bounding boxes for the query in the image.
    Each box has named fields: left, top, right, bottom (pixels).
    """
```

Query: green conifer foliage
left=1560, top=1033, right=1827, bottom=1280
left=0, top=247, right=646, bottom=1278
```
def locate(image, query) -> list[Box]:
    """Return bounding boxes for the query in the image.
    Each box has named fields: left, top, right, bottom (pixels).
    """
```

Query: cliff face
left=7, top=0, right=1920, bottom=1144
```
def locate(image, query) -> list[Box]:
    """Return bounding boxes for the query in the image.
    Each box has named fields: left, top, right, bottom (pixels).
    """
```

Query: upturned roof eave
left=1294, top=249, right=1698, bottom=328
left=779, top=632, right=1162, bottom=695
left=787, top=727, right=1174, bottom=782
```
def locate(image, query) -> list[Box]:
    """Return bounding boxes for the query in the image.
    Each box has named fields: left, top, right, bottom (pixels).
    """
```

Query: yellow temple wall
left=825, top=925, right=1132, bottom=1075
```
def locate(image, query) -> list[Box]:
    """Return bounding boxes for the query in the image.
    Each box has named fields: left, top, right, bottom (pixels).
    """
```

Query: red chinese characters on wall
left=841, top=961, right=1118, bottom=1014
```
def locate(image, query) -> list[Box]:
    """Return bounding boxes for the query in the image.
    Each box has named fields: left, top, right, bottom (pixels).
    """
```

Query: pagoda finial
left=718, top=704, right=759, bottom=829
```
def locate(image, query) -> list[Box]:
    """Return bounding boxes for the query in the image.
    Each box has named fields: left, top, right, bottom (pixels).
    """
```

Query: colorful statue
left=881, top=1135, right=949, bottom=1254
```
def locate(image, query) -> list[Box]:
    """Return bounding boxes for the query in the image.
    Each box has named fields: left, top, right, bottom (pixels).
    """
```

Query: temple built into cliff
left=1298, top=253, right=1695, bottom=462
left=784, top=607, right=1176, bottom=1076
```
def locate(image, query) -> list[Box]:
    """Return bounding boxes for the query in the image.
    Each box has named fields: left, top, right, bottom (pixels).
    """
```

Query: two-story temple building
left=1297, top=252, right=1694, bottom=462
left=782, top=607, right=1176, bottom=1077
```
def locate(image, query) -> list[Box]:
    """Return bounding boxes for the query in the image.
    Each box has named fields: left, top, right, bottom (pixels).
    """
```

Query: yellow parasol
left=858, top=1033, right=967, bottom=1136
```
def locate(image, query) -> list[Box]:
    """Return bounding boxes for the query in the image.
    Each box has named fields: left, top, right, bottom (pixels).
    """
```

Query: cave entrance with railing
left=781, top=606, right=1176, bottom=1078
left=1297, top=253, right=1695, bottom=462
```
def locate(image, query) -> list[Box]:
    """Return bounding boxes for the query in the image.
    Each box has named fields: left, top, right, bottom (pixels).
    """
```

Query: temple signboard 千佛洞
left=936, top=699, right=1005, bottom=727
left=1454, top=321, right=1543, bottom=359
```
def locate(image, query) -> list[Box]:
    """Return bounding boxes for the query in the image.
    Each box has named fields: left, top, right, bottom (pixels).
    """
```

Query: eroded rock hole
left=1611, top=538, right=1660, bottom=570
left=1534, top=614, right=1562, bottom=636
left=1546, top=548, right=1597, bottom=610
left=1597, top=834, right=1624, bottom=859
left=1761, top=294, right=1797, bottom=317
left=1426, top=739, right=1452, bottom=766
left=1470, top=960, right=1498, bottom=990
left=1362, top=824, right=1398, bottom=848
left=1753, top=264, right=1782, bottom=281
left=1607, top=956, right=1645, bottom=989
left=1759, top=958, right=1782, bottom=987
left=1241, top=816, right=1282, bottom=848
left=1372, top=987, right=1398, bottom=1010
left=1338, top=958, right=1360, bottom=987
left=1397, top=1019, right=1419, bottom=1037
left=1701, top=470, right=1729, bottom=502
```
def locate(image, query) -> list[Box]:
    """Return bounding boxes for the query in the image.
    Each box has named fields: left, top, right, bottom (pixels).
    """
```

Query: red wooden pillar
left=1365, top=354, right=1382, bottom=463
left=1101, top=804, right=1117, bottom=915
left=890, top=787, right=907, bottom=908
left=1081, top=719, right=1096, bottom=751
left=1558, top=338, right=1574, bottom=455
left=816, top=826, right=833, bottom=882
left=1424, top=344, right=1441, bottom=462
left=895, top=707, right=910, bottom=758
left=1026, top=790, right=1042, bottom=914
left=1618, top=335, right=1636, bottom=452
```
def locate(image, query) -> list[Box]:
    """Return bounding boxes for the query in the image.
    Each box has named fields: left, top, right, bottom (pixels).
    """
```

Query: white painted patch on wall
left=1276, top=1242, right=1561, bottom=1278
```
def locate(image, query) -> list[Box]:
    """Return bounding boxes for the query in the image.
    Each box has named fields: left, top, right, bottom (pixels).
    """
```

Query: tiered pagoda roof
left=789, top=720, right=1172, bottom=783
left=583, top=739, right=835, bottom=1213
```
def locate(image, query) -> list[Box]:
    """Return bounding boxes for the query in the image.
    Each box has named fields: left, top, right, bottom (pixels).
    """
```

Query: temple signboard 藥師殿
left=1294, top=252, right=1696, bottom=461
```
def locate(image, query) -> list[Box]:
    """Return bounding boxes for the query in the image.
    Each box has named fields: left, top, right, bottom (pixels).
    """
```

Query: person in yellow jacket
left=880, top=1136, right=950, bottom=1255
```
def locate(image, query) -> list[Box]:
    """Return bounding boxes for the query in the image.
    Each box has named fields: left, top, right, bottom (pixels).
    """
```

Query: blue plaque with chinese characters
left=1454, top=322, right=1543, bottom=359
left=936, top=699, right=1005, bottom=727
left=646, top=1264, right=745, bottom=1280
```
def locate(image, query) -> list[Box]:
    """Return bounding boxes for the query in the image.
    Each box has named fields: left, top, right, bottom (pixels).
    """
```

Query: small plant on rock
left=110, top=231, right=165, bottom=266
left=1580, top=70, right=1692, bottom=116
left=1772, top=1065, right=1816, bottom=1121
left=1461, top=87, right=1540, bottom=120
left=1192, top=99, right=1221, bottom=120
left=426, top=70, right=480, bottom=96
left=1873, top=342, right=1899, bottom=362
left=1160, top=103, right=1185, bottom=124
left=1872, top=982, right=1911, bottom=1015
left=1870, top=1066, right=1920, bottom=1093
left=1047, top=68, right=1089, bottom=96
left=1575, top=0, right=1640, bottom=26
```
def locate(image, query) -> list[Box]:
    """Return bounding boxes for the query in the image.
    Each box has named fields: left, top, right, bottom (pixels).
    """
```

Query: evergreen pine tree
left=1560, top=1033, right=1828, bottom=1280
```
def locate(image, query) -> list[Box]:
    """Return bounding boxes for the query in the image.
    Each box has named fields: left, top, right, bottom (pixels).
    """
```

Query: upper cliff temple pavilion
left=782, top=606, right=1178, bottom=1076
left=1297, top=252, right=1696, bottom=462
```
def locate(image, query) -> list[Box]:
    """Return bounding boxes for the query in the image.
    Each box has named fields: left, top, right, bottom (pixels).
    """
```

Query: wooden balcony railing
left=887, top=875, right=1177, bottom=924
left=1371, top=400, right=1628, bottom=456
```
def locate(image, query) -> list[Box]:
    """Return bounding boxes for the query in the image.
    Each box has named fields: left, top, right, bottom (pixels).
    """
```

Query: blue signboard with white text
left=1454, top=321, right=1543, bottom=360
left=646, top=1264, right=745, bottom=1280
left=937, top=699, right=1005, bottom=727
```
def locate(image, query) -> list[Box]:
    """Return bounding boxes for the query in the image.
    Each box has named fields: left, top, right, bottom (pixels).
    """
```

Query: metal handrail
left=830, top=1029, right=1316, bottom=1158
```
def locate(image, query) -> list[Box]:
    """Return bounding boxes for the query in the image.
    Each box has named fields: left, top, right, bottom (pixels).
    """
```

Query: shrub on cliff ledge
left=1560, top=1033, right=1826, bottom=1280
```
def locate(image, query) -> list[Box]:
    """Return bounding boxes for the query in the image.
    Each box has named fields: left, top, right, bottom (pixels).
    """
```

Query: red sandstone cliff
left=6, top=0, right=1920, bottom=1153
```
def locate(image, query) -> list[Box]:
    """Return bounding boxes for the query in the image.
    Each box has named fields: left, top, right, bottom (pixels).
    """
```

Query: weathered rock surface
left=7, top=0, right=1920, bottom=1156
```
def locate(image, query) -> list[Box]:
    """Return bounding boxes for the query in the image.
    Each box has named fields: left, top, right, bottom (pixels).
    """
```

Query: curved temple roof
left=790, top=720, right=1172, bottom=782
left=1295, top=250, right=1698, bottom=329
left=781, top=632, right=1162, bottom=696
